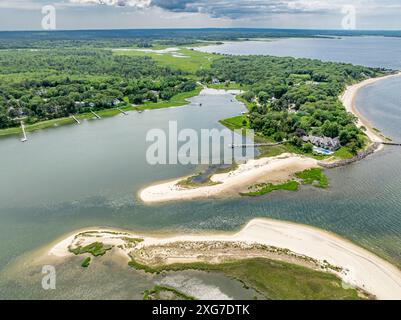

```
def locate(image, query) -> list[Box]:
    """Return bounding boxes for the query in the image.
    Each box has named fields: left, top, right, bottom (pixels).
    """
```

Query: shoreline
left=0, top=86, right=204, bottom=138
left=139, top=153, right=319, bottom=203
left=340, top=71, right=401, bottom=144
left=140, top=72, right=401, bottom=203
left=48, top=218, right=401, bottom=300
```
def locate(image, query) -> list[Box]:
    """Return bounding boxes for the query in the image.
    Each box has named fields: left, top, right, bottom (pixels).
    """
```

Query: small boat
left=21, top=137, right=27, bottom=143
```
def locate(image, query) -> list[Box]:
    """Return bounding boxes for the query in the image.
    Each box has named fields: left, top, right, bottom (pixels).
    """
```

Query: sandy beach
left=49, top=218, right=401, bottom=300
left=341, top=71, right=401, bottom=143
left=139, top=153, right=318, bottom=203
left=140, top=72, right=401, bottom=203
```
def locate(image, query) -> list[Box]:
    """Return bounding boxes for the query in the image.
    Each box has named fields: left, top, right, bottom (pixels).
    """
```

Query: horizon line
left=1, top=27, right=401, bottom=33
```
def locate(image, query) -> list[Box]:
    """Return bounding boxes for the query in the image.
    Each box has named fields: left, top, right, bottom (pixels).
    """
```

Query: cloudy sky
left=1, top=0, right=401, bottom=31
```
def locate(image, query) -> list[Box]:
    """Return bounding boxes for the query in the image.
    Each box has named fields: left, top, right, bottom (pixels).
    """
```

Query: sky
left=1, top=0, right=401, bottom=31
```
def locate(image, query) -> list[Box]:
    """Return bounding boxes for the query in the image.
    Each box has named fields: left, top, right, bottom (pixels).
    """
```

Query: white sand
left=340, top=72, right=401, bottom=143
left=139, top=154, right=318, bottom=203
left=141, top=73, right=401, bottom=204
left=199, top=88, right=244, bottom=95
left=49, top=218, right=401, bottom=300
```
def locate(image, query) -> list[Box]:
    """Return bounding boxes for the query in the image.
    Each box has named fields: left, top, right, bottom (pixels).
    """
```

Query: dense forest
left=0, top=49, right=196, bottom=128
left=0, top=31, right=391, bottom=155
left=200, top=56, right=387, bottom=153
left=2, top=28, right=401, bottom=49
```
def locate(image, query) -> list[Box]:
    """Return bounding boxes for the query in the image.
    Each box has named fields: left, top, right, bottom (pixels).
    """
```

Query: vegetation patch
left=143, top=285, right=196, bottom=301
left=219, top=115, right=250, bottom=130
left=240, top=180, right=299, bottom=197
left=135, top=86, right=203, bottom=110
left=240, top=168, right=328, bottom=197
left=69, top=242, right=112, bottom=257
left=200, top=55, right=387, bottom=158
left=295, top=168, right=329, bottom=188
left=81, top=257, right=91, bottom=268
left=113, top=47, right=219, bottom=74
left=130, top=258, right=365, bottom=300
left=0, top=49, right=202, bottom=136
left=122, top=237, right=144, bottom=248
left=177, top=163, right=238, bottom=189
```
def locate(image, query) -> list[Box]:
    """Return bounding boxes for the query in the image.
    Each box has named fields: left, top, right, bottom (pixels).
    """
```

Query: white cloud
left=69, top=0, right=151, bottom=8
left=66, top=0, right=401, bottom=19
left=2, top=0, right=401, bottom=29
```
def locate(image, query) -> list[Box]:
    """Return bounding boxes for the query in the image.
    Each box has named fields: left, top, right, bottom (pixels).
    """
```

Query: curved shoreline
left=139, top=153, right=319, bottom=203
left=340, top=71, right=401, bottom=144
left=140, top=72, right=401, bottom=203
left=48, top=218, right=401, bottom=300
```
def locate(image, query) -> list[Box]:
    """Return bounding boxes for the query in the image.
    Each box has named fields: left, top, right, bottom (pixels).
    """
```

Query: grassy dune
left=129, top=257, right=365, bottom=300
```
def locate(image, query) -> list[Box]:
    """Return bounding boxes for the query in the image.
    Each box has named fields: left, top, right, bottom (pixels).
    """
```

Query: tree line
left=200, top=55, right=387, bottom=154
left=0, top=49, right=196, bottom=128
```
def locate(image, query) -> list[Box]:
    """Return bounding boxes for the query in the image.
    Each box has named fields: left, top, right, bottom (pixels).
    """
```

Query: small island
left=47, top=218, right=401, bottom=300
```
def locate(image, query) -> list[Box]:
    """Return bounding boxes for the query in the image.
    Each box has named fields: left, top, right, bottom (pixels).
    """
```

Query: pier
left=71, top=115, right=81, bottom=124
left=382, top=142, right=401, bottom=146
left=117, top=107, right=128, bottom=115
left=20, top=121, right=27, bottom=142
left=229, top=142, right=283, bottom=148
left=90, top=110, right=101, bottom=119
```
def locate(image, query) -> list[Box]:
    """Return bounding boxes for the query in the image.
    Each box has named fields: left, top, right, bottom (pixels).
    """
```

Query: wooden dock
left=382, top=142, right=401, bottom=146
left=117, top=107, right=128, bottom=115
left=229, top=142, right=283, bottom=148
left=91, top=111, right=101, bottom=119
left=20, top=121, right=27, bottom=142
left=71, top=115, right=81, bottom=124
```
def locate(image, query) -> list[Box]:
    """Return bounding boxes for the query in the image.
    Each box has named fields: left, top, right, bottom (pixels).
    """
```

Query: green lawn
left=113, top=47, right=219, bottom=74
left=333, top=146, right=354, bottom=159
left=129, top=258, right=365, bottom=300
left=136, top=86, right=203, bottom=110
left=219, top=115, right=250, bottom=130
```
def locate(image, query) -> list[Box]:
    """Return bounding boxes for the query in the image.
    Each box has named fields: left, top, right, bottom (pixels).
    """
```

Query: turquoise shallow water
left=1, top=37, right=401, bottom=299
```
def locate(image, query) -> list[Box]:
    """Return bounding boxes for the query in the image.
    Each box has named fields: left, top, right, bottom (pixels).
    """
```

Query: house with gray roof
left=302, top=135, right=341, bottom=151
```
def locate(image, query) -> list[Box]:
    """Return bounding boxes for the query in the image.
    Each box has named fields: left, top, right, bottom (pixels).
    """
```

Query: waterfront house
left=302, top=135, right=341, bottom=151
